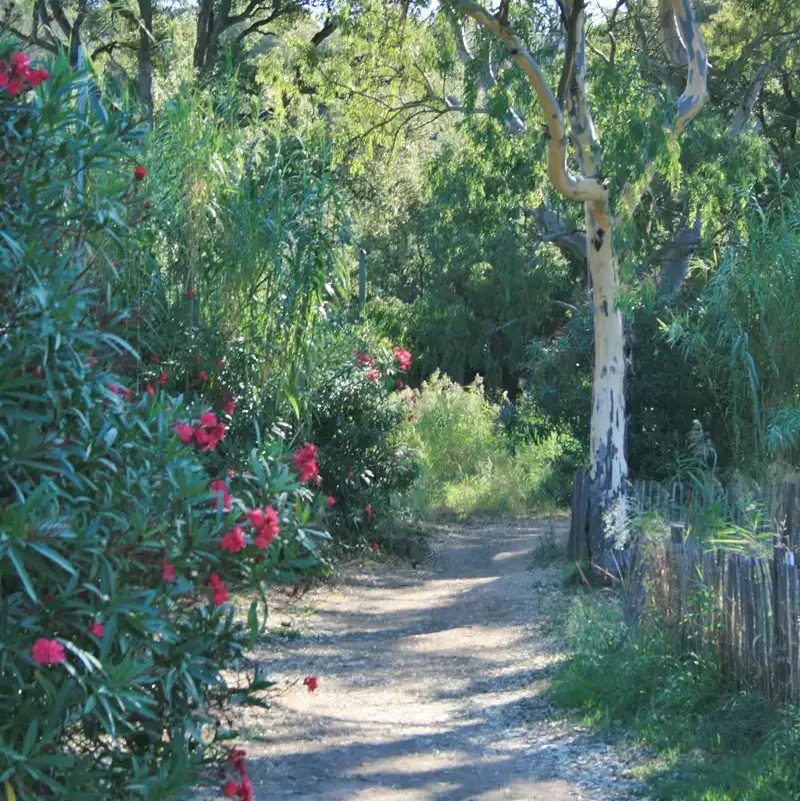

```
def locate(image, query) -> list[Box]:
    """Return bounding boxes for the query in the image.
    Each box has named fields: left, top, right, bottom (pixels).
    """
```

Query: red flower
left=26, top=67, right=49, bottom=86
left=368, top=371, right=377, bottom=382
left=122, top=387, right=132, bottom=400
left=151, top=353, right=159, bottom=362
left=303, top=675, right=318, bottom=693
left=89, top=621, right=104, bottom=638
left=107, top=382, right=122, bottom=395
left=247, top=508, right=265, bottom=528
left=161, top=559, right=177, bottom=582
left=209, top=573, right=223, bottom=589
left=254, top=506, right=279, bottom=548
left=213, top=584, right=228, bottom=607
left=88, top=358, right=98, bottom=367
left=195, top=354, right=201, bottom=362
left=146, top=385, right=155, bottom=397
left=354, top=350, right=374, bottom=367
left=365, top=505, right=373, bottom=516
left=32, top=638, right=65, bottom=665
left=200, top=411, right=217, bottom=427
left=395, top=380, right=404, bottom=389
left=160, top=371, right=168, bottom=386
left=217, top=359, right=225, bottom=367
left=293, top=443, right=319, bottom=484
left=220, top=524, right=246, bottom=553
left=112, top=260, right=121, bottom=268
left=393, top=346, right=412, bottom=371
left=7, top=76, right=24, bottom=97
left=11, top=52, right=31, bottom=73
left=0, top=73, right=7, bottom=91
left=187, top=288, right=195, bottom=299
left=372, top=542, right=380, bottom=553
left=134, top=164, right=147, bottom=181
left=228, top=747, right=247, bottom=772
left=327, top=496, right=336, bottom=507
left=199, top=370, right=208, bottom=381
left=236, top=777, right=254, bottom=801
left=348, top=470, right=355, bottom=478
left=408, top=414, right=414, bottom=422
left=174, top=423, right=195, bottom=444
left=224, top=401, right=236, bottom=415
left=224, top=781, right=239, bottom=798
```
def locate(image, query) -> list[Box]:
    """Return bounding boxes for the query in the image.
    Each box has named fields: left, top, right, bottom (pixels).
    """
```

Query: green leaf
left=7, top=548, right=37, bottom=603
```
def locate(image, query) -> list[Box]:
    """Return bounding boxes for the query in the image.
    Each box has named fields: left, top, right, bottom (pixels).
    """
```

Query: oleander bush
left=0, top=49, right=327, bottom=800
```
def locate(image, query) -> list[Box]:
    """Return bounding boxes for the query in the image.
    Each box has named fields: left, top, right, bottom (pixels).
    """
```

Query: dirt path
left=236, top=518, right=644, bottom=801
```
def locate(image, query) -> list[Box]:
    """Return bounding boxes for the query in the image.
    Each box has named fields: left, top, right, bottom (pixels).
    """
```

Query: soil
left=227, top=518, right=646, bottom=801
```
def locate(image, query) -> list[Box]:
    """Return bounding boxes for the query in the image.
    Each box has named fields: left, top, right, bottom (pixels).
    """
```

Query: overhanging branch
left=614, top=0, right=708, bottom=222
left=443, top=0, right=608, bottom=203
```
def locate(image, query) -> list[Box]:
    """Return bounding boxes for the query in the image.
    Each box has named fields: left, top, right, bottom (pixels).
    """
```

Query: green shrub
left=305, top=333, right=419, bottom=546
left=0, top=51, right=326, bottom=800
left=400, top=372, right=574, bottom=515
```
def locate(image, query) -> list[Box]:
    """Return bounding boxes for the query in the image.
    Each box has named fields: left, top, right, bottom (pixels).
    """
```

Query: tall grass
left=147, top=87, right=348, bottom=411
left=665, top=194, right=800, bottom=470
left=399, top=372, right=575, bottom=516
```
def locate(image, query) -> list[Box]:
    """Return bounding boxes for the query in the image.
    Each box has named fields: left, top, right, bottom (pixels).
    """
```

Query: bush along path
left=222, top=519, right=647, bottom=801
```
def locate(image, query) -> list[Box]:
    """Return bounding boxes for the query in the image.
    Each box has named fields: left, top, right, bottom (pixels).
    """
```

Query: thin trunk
left=194, top=0, right=214, bottom=69
left=138, top=0, right=154, bottom=124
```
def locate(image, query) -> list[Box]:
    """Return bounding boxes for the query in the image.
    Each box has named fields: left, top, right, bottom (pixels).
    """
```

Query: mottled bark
left=444, top=0, right=708, bottom=564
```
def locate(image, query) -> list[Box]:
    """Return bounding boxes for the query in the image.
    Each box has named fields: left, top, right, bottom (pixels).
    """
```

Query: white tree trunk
left=585, top=200, right=628, bottom=558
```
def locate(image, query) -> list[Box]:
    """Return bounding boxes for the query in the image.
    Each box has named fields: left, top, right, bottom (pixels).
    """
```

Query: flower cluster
left=393, top=346, right=412, bottom=372
left=173, top=410, right=227, bottom=451
left=354, top=350, right=374, bottom=368
left=303, top=675, right=318, bottom=693
left=31, top=637, right=65, bottom=666
left=247, top=506, right=280, bottom=549
left=292, top=443, right=319, bottom=484
left=0, top=52, right=49, bottom=97
left=224, top=747, right=253, bottom=801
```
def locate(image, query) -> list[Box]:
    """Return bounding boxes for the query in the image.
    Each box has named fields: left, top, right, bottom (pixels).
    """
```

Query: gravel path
left=233, top=518, right=645, bottom=801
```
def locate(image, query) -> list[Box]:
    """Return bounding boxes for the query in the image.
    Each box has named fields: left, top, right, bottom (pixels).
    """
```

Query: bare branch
left=729, top=61, right=775, bottom=135
left=443, top=0, right=608, bottom=203
left=526, top=204, right=588, bottom=264
left=311, top=18, right=337, bottom=47
left=557, top=0, right=583, bottom=109
left=657, top=0, right=688, bottom=67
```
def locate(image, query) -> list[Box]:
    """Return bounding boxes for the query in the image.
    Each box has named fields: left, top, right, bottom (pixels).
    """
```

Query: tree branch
left=526, top=204, right=588, bottom=264
left=657, top=0, right=688, bottom=67
left=311, top=17, right=337, bottom=46
left=443, top=0, right=608, bottom=203
left=557, top=0, right=583, bottom=109
left=614, top=0, right=708, bottom=222
left=729, top=61, right=775, bottom=135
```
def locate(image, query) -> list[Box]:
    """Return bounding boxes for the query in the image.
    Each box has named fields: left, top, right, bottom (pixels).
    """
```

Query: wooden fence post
left=569, top=470, right=590, bottom=559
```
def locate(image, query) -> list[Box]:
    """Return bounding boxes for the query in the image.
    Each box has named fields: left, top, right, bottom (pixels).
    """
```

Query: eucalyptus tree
left=434, top=0, right=709, bottom=557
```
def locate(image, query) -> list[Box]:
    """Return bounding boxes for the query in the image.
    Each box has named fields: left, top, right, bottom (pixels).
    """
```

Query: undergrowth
left=399, top=372, right=577, bottom=517
left=551, top=592, right=800, bottom=800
